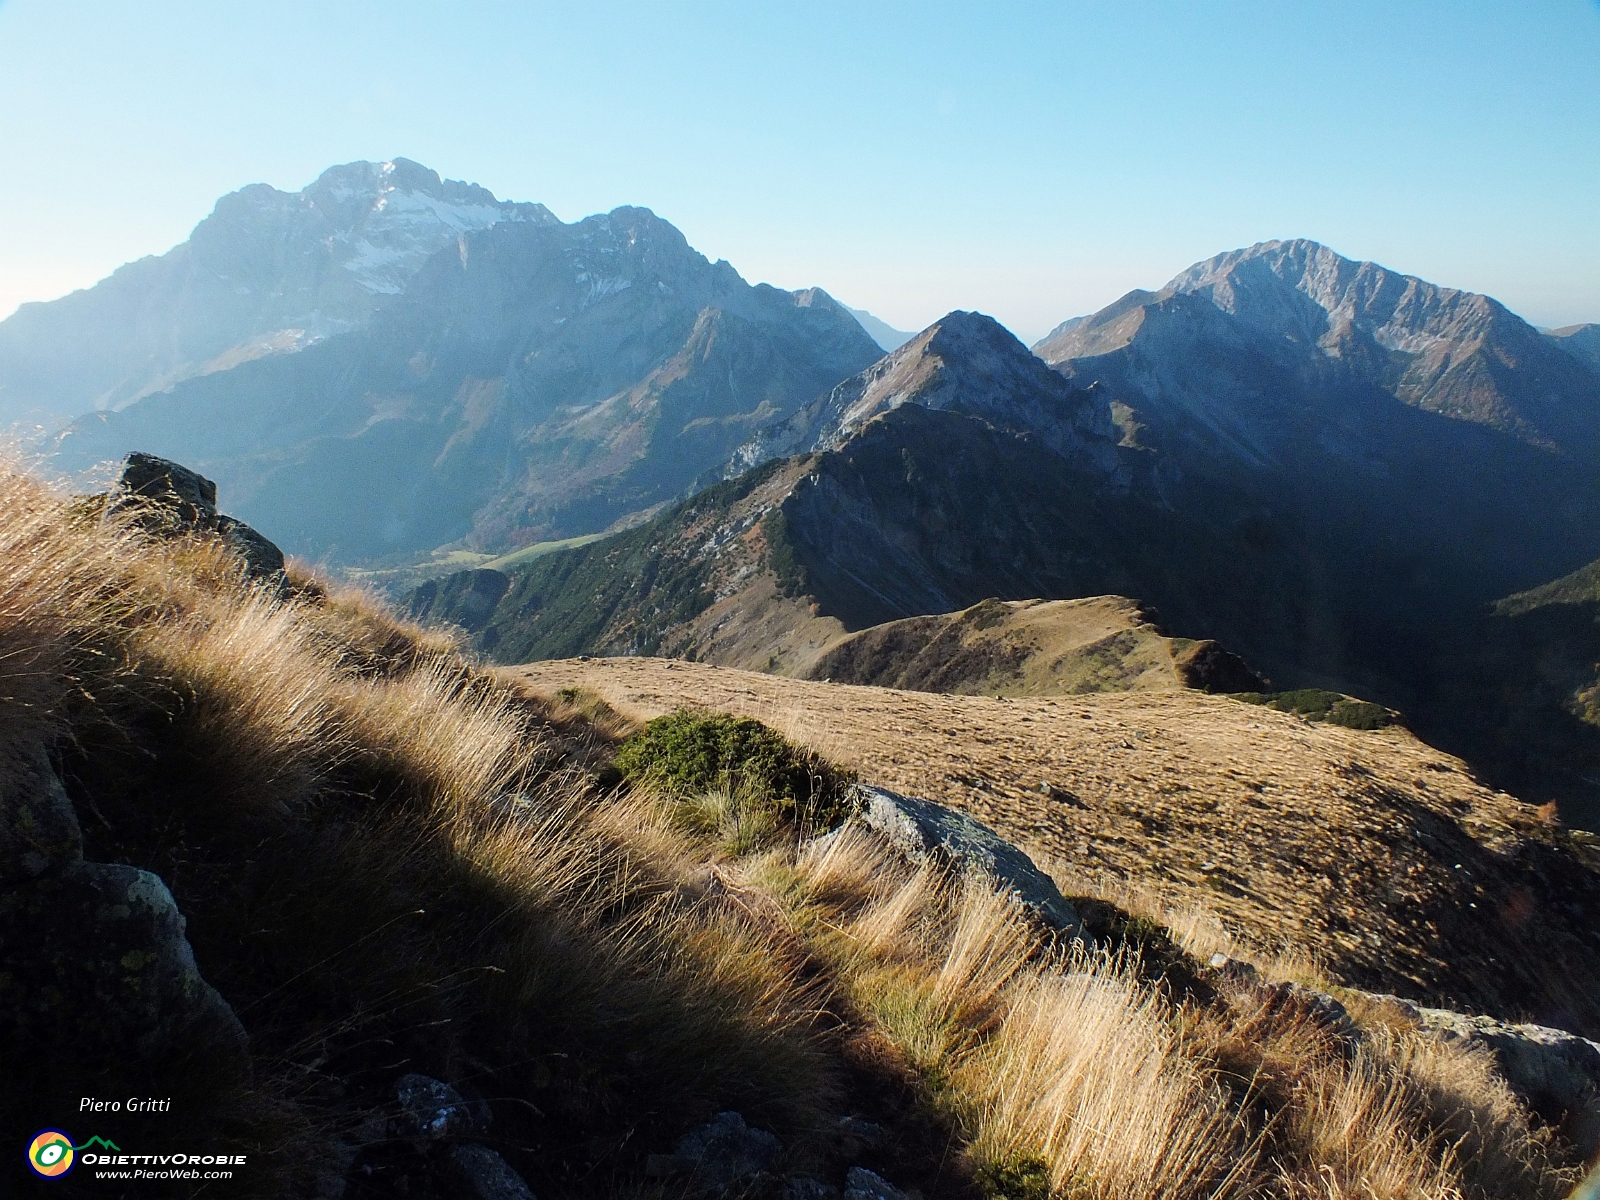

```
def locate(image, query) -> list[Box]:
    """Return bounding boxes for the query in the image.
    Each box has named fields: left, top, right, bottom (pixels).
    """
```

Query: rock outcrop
left=111, top=452, right=286, bottom=583
left=671, top=1110, right=782, bottom=1191
left=1407, top=1004, right=1600, bottom=1155
left=845, top=784, right=1085, bottom=939
left=1172, top=639, right=1269, bottom=694
left=0, top=742, right=248, bottom=1074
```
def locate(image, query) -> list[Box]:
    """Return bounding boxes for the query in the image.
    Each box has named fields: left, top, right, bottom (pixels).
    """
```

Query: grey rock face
left=1038, top=238, right=1600, bottom=457
left=843, top=1167, right=910, bottom=1200
left=117, top=450, right=218, bottom=520
left=447, top=1143, right=536, bottom=1200
left=0, top=858, right=248, bottom=1066
left=0, top=743, right=83, bottom=882
left=673, top=1111, right=781, bottom=1190
left=850, top=784, right=1084, bottom=938
left=395, top=1073, right=481, bottom=1139
left=112, top=453, right=286, bottom=583
left=1407, top=1005, right=1600, bottom=1154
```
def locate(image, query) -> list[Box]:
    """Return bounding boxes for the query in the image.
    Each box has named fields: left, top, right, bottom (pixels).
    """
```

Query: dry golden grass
left=748, top=820, right=1576, bottom=1199
left=510, top=656, right=1600, bottom=1037
left=0, top=468, right=840, bottom=1197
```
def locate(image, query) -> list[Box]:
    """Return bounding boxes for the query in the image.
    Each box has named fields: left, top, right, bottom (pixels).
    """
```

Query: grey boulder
left=673, top=1110, right=781, bottom=1190
left=0, top=859, right=248, bottom=1066
left=395, top=1073, right=481, bottom=1139
left=448, top=1143, right=536, bottom=1200
left=850, top=785, right=1084, bottom=938
left=1409, top=1005, right=1600, bottom=1155
left=843, top=1167, right=910, bottom=1200
left=112, top=452, right=285, bottom=584
left=783, top=1178, right=841, bottom=1200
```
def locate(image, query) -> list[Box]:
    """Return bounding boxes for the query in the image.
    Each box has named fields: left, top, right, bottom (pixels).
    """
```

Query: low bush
left=1231, top=688, right=1392, bottom=730
left=615, top=708, right=856, bottom=831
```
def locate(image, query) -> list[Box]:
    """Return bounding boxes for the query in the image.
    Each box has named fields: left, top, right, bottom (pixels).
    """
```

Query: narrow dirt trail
left=505, top=657, right=1600, bottom=1032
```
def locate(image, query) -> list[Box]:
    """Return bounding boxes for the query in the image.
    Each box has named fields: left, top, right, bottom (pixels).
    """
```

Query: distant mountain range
left=11, top=160, right=1600, bottom=809
left=1036, top=239, right=1600, bottom=457
left=845, top=307, right=916, bottom=352
left=402, top=238, right=1600, bottom=816
left=42, top=162, right=882, bottom=560
left=1548, top=322, right=1600, bottom=374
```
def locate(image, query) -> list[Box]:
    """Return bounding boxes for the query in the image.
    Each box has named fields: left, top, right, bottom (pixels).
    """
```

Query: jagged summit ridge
left=1035, top=238, right=1600, bottom=453
left=1166, top=238, right=1502, bottom=359
left=53, top=197, right=882, bottom=562
left=0, top=159, right=556, bottom=425
left=733, top=310, right=1122, bottom=481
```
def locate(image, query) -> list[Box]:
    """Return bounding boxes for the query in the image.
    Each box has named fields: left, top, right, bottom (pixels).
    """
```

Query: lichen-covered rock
left=395, top=1073, right=481, bottom=1140
left=673, top=1111, right=781, bottom=1190
left=0, top=744, right=82, bottom=882
left=843, top=1167, right=910, bottom=1200
left=0, top=860, right=248, bottom=1067
left=850, top=785, right=1084, bottom=938
left=447, top=1143, right=536, bottom=1200
left=111, top=452, right=285, bottom=584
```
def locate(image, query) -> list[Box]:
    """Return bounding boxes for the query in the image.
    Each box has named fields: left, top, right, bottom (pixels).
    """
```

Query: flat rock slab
left=851, top=784, right=1084, bottom=938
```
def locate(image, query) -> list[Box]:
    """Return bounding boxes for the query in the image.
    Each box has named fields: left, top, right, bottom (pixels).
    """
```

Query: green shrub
left=1325, top=698, right=1391, bottom=730
left=975, top=1155, right=1056, bottom=1200
left=1266, top=688, right=1340, bottom=718
left=1228, top=688, right=1391, bottom=729
left=614, top=708, right=856, bottom=831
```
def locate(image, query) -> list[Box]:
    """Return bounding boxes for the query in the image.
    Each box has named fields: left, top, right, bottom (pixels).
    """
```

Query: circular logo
left=28, top=1130, right=75, bottom=1178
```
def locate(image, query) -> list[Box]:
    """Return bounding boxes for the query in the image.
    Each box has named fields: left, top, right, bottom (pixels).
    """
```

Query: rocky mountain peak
left=0, top=159, right=560, bottom=425
left=1036, top=240, right=1600, bottom=454
left=728, top=310, right=1121, bottom=483
left=813, top=310, right=1074, bottom=446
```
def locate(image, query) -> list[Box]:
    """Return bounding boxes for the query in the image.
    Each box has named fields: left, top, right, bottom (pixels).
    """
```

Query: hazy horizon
left=2, top=0, right=1598, bottom=342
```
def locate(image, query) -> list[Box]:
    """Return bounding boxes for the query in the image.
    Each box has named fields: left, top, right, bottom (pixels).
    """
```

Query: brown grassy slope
left=0, top=471, right=855, bottom=1198
left=507, top=657, right=1600, bottom=1036
left=805, top=595, right=1213, bottom=696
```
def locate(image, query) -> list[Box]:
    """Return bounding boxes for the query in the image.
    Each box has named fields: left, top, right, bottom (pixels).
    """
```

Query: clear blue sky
left=2, top=0, right=1597, bottom=341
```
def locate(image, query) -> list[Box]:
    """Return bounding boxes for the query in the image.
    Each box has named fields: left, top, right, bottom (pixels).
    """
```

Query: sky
left=0, top=1, right=1597, bottom=343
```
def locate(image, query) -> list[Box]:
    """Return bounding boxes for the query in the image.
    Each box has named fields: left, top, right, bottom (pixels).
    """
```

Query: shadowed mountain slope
left=54, top=202, right=881, bottom=563
left=1548, top=322, right=1600, bottom=374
